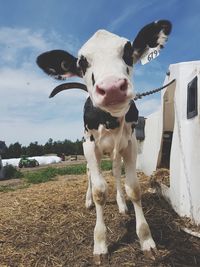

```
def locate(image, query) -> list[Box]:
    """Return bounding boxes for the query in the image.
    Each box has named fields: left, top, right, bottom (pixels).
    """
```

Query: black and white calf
left=37, top=20, right=172, bottom=264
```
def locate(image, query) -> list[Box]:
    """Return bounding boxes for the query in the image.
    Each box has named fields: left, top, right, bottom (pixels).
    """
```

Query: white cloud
left=0, top=117, right=84, bottom=146
left=134, top=60, right=166, bottom=78
left=0, top=66, right=87, bottom=140
left=0, top=67, right=52, bottom=94
left=136, top=97, right=160, bottom=117
left=0, top=26, right=80, bottom=66
left=108, top=0, right=157, bottom=32
left=0, top=27, right=85, bottom=145
left=0, top=27, right=48, bottom=65
left=0, top=27, right=46, bottom=49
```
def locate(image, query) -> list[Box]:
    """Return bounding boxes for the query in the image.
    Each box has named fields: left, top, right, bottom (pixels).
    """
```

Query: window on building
left=187, top=76, right=198, bottom=119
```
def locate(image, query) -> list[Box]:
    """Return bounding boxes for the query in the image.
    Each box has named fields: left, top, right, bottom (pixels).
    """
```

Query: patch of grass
left=23, top=164, right=87, bottom=184
left=0, top=185, right=16, bottom=192
left=0, top=161, right=113, bottom=191
left=55, top=160, right=112, bottom=175
left=25, top=167, right=57, bottom=184
left=3, top=164, right=23, bottom=180
left=101, top=160, right=112, bottom=171
left=56, top=164, right=87, bottom=175
left=5, top=160, right=113, bottom=186
left=0, top=184, right=29, bottom=193
left=101, top=160, right=125, bottom=173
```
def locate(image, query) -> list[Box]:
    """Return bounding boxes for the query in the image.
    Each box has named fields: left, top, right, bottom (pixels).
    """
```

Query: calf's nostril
left=120, top=79, right=128, bottom=92
left=96, top=86, right=106, bottom=96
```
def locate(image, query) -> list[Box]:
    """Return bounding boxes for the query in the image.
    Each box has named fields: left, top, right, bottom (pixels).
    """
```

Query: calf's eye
left=92, top=73, right=95, bottom=85
left=126, top=67, right=130, bottom=75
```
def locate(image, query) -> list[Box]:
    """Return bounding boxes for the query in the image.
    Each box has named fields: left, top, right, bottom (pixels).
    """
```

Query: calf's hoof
left=118, top=204, right=128, bottom=215
left=93, top=253, right=109, bottom=265
left=143, top=247, right=158, bottom=260
left=85, top=199, right=94, bottom=210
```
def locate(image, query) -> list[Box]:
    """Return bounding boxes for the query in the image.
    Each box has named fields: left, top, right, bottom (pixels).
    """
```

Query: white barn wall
left=169, top=61, right=200, bottom=223
left=137, top=61, right=200, bottom=225
left=136, top=72, right=176, bottom=175
left=137, top=110, right=163, bottom=175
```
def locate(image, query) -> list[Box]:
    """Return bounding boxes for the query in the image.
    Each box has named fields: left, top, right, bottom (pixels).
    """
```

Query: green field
left=0, top=160, right=113, bottom=192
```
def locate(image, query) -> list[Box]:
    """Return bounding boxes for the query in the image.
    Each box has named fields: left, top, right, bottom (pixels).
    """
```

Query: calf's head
left=37, top=20, right=172, bottom=117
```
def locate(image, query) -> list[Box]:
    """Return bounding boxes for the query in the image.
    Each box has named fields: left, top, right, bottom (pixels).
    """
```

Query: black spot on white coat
left=125, top=100, right=138, bottom=123
left=123, top=41, right=134, bottom=66
left=84, top=98, right=138, bottom=131
left=90, top=135, right=95, bottom=142
left=78, top=56, right=89, bottom=75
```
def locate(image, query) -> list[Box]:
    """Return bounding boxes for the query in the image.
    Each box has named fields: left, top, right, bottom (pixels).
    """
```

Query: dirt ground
left=0, top=171, right=200, bottom=267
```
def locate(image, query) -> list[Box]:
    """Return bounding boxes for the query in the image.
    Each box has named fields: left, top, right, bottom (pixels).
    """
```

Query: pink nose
left=96, top=77, right=128, bottom=105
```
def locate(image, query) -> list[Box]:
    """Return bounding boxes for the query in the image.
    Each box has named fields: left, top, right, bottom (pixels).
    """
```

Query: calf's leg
left=83, top=139, right=108, bottom=264
left=112, top=154, right=128, bottom=214
left=122, top=137, right=156, bottom=256
left=85, top=164, right=93, bottom=209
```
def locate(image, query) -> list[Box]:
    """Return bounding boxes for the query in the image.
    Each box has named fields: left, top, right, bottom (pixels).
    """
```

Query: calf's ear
left=132, top=20, right=172, bottom=64
left=36, top=50, right=81, bottom=80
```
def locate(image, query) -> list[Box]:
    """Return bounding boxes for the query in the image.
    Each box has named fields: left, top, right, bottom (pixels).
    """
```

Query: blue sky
left=0, top=0, right=200, bottom=145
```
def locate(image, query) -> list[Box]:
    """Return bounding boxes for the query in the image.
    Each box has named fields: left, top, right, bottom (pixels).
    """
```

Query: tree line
left=1, top=138, right=84, bottom=159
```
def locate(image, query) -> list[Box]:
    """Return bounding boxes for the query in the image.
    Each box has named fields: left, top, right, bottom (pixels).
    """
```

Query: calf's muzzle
left=96, top=77, right=128, bottom=105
